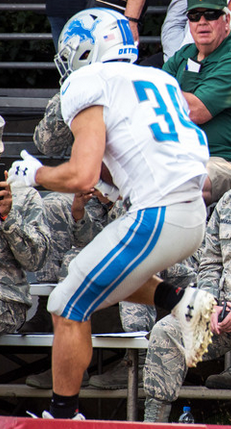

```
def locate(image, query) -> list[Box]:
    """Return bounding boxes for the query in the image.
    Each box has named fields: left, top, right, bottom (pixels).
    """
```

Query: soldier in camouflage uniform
left=143, top=190, right=231, bottom=422
left=0, top=115, right=50, bottom=334
left=33, top=93, right=73, bottom=157
left=0, top=124, right=50, bottom=335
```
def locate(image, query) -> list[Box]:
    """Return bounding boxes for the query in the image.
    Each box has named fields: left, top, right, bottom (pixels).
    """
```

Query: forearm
left=125, top=0, right=145, bottom=21
left=35, top=161, right=99, bottom=194
left=125, top=0, right=145, bottom=42
left=72, top=209, right=104, bottom=247
left=198, top=257, right=222, bottom=300
left=197, top=230, right=222, bottom=300
left=218, top=241, right=231, bottom=303
left=182, top=91, right=212, bottom=124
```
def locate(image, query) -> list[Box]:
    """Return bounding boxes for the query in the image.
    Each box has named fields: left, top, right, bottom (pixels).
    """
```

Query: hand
left=0, top=171, right=12, bottom=217
left=129, top=21, right=139, bottom=45
left=71, top=190, right=94, bottom=222
left=211, top=303, right=231, bottom=335
left=218, top=302, right=231, bottom=334
left=7, top=150, right=43, bottom=187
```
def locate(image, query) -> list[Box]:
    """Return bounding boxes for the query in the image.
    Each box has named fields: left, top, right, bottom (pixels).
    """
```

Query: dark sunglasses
left=187, top=9, right=225, bottom=22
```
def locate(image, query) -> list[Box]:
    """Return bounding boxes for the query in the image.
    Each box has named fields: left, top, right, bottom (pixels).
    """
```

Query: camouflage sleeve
left=198, top=191, right=231, bottom=302
left=72, top=198, right=125, bottom=247
left=35, top=194, right=113, bottom=282
left=33, top=92, right=74, bottom=155
left=58, top=247, right=81, bottom=282
left=107, top=200, right=126, bottom=223
left=1, top=187, right=50, bottom=272
left=35, top=192, right=75, bottom=283
left=72, top=197, right=110, bottom=247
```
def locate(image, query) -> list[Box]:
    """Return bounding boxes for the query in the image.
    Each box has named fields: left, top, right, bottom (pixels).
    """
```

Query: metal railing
left=0, top=2, right=167, bottom=70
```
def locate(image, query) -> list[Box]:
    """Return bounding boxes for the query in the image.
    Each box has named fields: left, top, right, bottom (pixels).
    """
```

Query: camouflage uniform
left=35, top=193, right=125, bottom=283
left=33, top=93, right=73, bottom=156
left=0, top=187, right=50, bottom=334
left=143, top=190, right=231, bottom=421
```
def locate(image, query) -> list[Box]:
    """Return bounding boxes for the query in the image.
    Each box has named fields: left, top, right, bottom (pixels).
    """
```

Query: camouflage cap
left=187, top=0, right=227, bottom=11
left=0, top=116, right=5, bottom=154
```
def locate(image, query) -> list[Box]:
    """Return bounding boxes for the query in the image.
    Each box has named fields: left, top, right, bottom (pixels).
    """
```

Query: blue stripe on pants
left=62, top=207, right=166, bottom=321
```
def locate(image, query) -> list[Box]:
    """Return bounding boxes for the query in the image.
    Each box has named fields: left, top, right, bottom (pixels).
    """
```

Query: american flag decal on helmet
left=104, top=34, right=115, bottom=41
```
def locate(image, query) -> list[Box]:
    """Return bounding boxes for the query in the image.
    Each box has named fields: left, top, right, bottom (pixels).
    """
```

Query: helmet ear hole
left=79, top=50, right=90, bottom=60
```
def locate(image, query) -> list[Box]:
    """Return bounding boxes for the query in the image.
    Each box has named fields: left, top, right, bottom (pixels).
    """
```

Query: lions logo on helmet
left=63, top=18, right=99, bottom=46
left=54, top=8, right=138, bottom=82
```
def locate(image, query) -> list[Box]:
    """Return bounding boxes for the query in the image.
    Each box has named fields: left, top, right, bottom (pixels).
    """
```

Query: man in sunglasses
left=162, top=0, right=231, bottom=207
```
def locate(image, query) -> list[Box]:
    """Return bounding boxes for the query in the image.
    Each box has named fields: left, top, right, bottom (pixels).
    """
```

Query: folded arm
left=182, top=91, right=213, bottom=124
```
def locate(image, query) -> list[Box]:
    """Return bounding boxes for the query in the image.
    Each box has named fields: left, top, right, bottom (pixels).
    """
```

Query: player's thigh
left=97, top=198, right=206, bottom=309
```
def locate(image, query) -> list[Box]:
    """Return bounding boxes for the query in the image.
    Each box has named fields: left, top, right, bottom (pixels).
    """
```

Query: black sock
left=154, top=281, right=185, bottom=312
left=50, top=392, right=79, bottom=419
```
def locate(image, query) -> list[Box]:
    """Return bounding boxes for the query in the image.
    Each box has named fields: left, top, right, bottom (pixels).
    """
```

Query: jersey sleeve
left=60, top=68, right=108, bottom=127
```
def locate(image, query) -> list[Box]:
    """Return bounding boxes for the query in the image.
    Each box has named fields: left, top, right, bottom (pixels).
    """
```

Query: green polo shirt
left=162, top=34, right=231, bottom=161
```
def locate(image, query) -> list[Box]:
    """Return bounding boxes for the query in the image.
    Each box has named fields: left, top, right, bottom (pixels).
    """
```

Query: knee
left=52, top=314, right=76, bottom=332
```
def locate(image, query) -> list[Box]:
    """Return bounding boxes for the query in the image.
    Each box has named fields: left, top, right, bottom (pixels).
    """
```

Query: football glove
left=7, top=150, right=43, bottom=187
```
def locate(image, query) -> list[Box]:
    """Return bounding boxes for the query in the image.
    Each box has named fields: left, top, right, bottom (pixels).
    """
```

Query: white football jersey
left=61, top=62, right=209, bottom=211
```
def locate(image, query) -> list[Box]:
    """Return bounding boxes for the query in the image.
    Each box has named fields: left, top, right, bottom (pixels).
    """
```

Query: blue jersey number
left=133, top=80, right=206, bottom=146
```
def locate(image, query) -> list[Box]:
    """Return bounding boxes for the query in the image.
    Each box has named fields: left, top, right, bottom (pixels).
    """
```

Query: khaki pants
left=207, top=157, right=231, bottom=204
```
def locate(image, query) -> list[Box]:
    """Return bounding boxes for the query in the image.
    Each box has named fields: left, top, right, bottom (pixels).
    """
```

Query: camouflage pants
left=119, top=302, right=157, bottom=333
left=0, top=300, right=27, bottom=334
left=144, top=313, right=231, bottom=402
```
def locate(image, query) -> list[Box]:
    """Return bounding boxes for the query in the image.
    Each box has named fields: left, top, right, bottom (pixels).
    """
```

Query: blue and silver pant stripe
left=62, top=206, right=166, bottom=321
